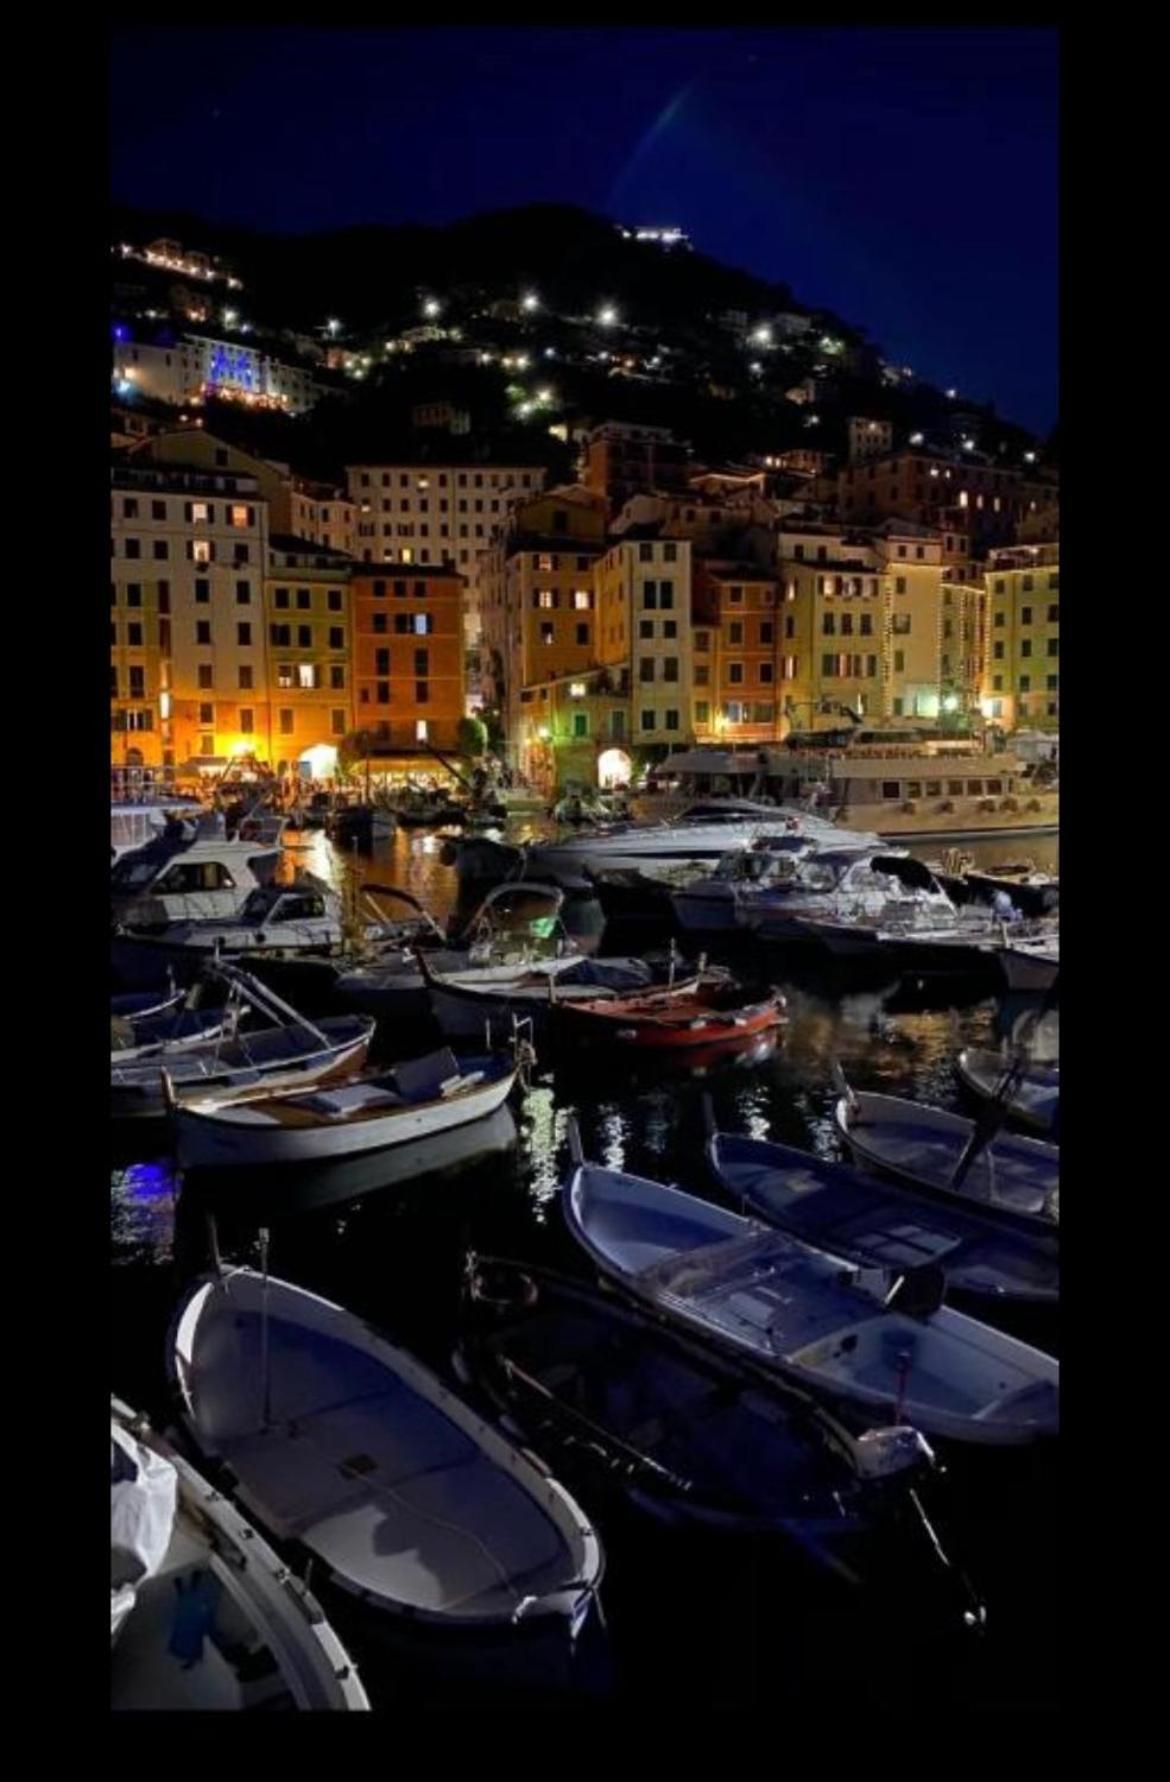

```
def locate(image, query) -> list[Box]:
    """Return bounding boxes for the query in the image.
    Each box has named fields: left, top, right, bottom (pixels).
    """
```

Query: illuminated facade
left=264, top=541, right=353, bottom=770
left=982, top=545, right=1060, bottom=731
left=691, top=563, right=783, bottom=744
left=480, top=489, right=607, bottom=740
left=346, top=459, right=547, bottom=696
left=582, top=423, right=692, bottom=516
left=113, top=334, right=323, bottom=413
left=595, top=533, right=695, bottom=753
left=110, top=463, right=270, bottom=770
left=351, top=566, right=466, bottom=754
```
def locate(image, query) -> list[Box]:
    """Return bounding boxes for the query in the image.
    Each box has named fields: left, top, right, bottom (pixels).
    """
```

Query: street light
left=751, top=325, right=772, bottom=346
left=521, top=292, right=540, bottom=312
left=597, top=304, right=619, bottom=327
left=423, top=298, right=441, bottom=319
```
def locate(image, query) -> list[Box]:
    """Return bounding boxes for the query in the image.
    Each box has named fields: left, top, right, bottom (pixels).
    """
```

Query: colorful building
left=691, top=562, right=784, bottom=744
left=264, top=540, right=354, bottom=773
left=350, top=566, right=466, bottom=755
left=595, top=530, right=695, bottom=758
left=111, top=461, right=270, bottom=771
left=982, top=545, right=1060, bottom=732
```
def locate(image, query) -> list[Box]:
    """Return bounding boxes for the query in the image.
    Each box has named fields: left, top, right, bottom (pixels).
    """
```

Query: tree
left=338, top=729, right=374, bottom=778
left=456, top=716, right=488, bottom=760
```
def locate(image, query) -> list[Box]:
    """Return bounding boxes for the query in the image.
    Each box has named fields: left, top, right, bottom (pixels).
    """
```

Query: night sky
left=109, top=26, right=1058, bottom=433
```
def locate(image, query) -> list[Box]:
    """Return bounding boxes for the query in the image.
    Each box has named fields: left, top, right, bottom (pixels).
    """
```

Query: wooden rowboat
left=554, top=981, right=785, bottom=1050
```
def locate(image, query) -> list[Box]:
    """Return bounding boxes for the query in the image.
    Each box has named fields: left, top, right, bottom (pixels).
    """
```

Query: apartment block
left=350, top=566, right=466, bottom=754
left=264, top=540, right=353, bottom=767
left=982, top=545, right=1060, bottom=731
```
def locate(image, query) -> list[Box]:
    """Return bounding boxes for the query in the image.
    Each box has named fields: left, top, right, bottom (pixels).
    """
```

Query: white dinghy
left=563, top=1142, right=1059, bottom=1447
left=955, top=1048, right=1060, bottom=1140
left=111, top=1397, right=369, bottom=1712
left=171, top=1046, right=520, bottom=1169
left=169, top=1271, right=604, bottom=1647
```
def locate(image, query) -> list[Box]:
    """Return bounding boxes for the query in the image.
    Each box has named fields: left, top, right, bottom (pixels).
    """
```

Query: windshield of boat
left=111, top=855, right=162, bottom=890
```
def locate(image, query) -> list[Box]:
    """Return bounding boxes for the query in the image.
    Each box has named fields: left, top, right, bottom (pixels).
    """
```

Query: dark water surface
left=112, top=821, right=1059, bottom=1714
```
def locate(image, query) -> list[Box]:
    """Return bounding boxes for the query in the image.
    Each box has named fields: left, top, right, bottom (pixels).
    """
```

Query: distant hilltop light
left=619, top=225, right=691, bottom=249
left=1024, top=450, right=1037, bottom=463
left=597, top=304, right=619, bottom=327
left=423, top=298, right=442, bottom=318
left=945, top=387, right=958, bottom=399
left=521, top=292, right=540, bottom=312
left=909, top=431, right=925, bottom=445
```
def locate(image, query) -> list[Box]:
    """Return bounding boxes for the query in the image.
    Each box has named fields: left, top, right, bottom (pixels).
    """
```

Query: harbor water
left=112, top=819, right=1059, bottom=1713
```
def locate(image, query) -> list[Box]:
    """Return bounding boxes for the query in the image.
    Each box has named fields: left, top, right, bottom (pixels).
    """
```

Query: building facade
left=114, top=334, right=323, bottom=413
left=264, top=541, right=353, bottom=770
left=691, top=563, right=784, bottom=745
left=582, top=423, right=692, bottom=515
left=595, top=533, right=695, bottom=756
left=110, top=462, right=270, bottom=771
left=350, top=566, right=466, bottom=754
left=982, top=545, right=1060, bottom=732
left=345, top=459, right=547, bottom=694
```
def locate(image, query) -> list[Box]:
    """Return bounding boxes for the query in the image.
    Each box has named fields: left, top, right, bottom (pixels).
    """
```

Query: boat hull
left=174, top=1064, right=518, bottom=1168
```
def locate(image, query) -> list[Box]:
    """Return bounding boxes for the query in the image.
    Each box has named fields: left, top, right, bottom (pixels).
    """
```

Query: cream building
left=345, top=460, right=548, bottom=700
left=111, top=461, right=270, bottom=770
left=114, top=334, right=323, bottom=413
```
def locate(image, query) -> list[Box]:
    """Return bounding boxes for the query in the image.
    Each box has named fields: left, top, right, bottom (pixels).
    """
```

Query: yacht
left=525, top=801, right=879, bottom=880
left=671, top=834, right=822, bottom=935
left=112, top=877, right=349, bottom=988
left=635, top=734, right=1059, bottom=840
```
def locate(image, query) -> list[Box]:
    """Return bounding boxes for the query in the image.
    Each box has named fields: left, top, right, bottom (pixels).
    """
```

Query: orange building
left=692, top=562, right=783, bottom=744
left=351, top=566, right=465, bottom=752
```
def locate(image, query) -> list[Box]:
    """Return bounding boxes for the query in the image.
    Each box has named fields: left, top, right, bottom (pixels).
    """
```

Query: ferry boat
left=636, top=731, right=1059, bottom=842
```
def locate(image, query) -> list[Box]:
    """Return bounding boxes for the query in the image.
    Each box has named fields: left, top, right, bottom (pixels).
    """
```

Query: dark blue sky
left=110, top=26, right=1058, bottom=432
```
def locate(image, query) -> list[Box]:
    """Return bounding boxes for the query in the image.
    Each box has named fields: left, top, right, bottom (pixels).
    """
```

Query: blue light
left=112, top=324, right=127, bottom=343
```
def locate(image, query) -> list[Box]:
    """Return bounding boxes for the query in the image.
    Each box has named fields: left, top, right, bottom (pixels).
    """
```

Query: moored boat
left=111, top=1396, right=370, bottom=1711
left=553, top=980, right=785, bottom=1052
left=999, top=932, right=1059, bottom=994
left=834, top=1087, right=1059, bottom=1235
left=169, top=1270, right=604, bottom=1648
left=171, top=1046, right=520, bottom=1168
left=954, top=1048, right=1060, bottom=1139
left=563, top=1148, right=1059, bottom=1446
left=706, top=1129, right=1059, bottom=1308
left=455, top=1257, right=984, bottom=1622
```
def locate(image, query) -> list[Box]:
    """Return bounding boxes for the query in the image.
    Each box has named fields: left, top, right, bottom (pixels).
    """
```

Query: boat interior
left=188, top=1310, right=584, bottom=1622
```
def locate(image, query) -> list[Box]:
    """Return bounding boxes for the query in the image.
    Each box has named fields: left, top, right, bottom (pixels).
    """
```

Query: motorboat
left=834, top=1086, right=1059, bottom=1235
left=671, top=835, right=821, bottom=936
left=706, top=1129, right=1058, bottom=1309
left=563, top=1146, right=1059, bottom=1446
left=112, top=828, right=282, bottom=929
left=738, top=848, right=954, bottom=944
left=553, top=981, right=785, bottom=1054
left=171, top=1045, right=520, bottom=1169
left=111, top=1396, right=369, bottom=1711
left=112, top=877, right=350, bottom=988
left=112, top=970, right=375, bottom=1120
left=111, top=794, right=205, bottom=864
left=335, top=882, right=584, bottom=1022
left=999, top=932, right=1059, bottom=994
left=169, top=1270, right=604, bottom=1647
left=954, top=1048, right=1060, bottom=1139
left=524, top=802, right=881, bottom=881
left=455, top=1257, right=984, bottom=1623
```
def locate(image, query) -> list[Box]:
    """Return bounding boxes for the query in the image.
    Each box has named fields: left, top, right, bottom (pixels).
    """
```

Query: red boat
left=554, top=981, right=786, bottom=1051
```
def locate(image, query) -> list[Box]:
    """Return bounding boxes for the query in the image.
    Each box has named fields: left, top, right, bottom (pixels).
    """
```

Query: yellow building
left=872, top=521, right=945, bottom=720
left=982, top=544, right=1060, bottom=731
left=595, top=530, right=694, bottom=756
left=264, top=539, right=354, bottom=772
left=111, top=460, right=270, bottom=771
left=517, top=666, right=630, bottom=795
